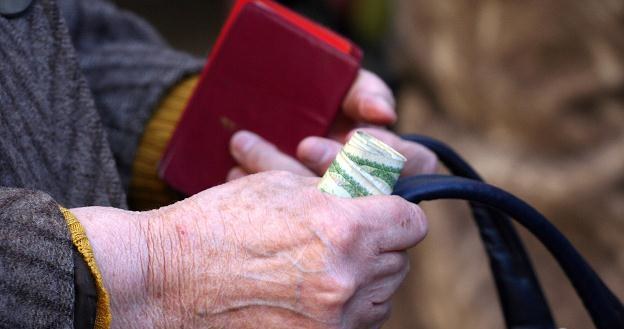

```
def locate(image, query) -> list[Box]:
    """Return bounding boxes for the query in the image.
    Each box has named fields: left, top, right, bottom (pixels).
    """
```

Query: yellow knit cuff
left=59, top=207, right=111, bottom=329
left=130, top=75, right=200, bottom=210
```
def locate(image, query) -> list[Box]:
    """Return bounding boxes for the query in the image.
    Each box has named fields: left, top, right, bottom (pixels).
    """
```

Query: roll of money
left=318, top=131, right=406, bottom=198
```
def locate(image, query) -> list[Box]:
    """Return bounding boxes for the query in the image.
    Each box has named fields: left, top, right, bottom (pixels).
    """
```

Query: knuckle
left=332, top=217, right=362, bottom=250
left=251, top=170, right=272, bottom=182
left=359, top=300, right=392, bottom=328
left=403, top=143, right=439, bottom=175
left=375, top=252, right=409, bottom=274
left=421, top=148, right=439, bottom=174
left=386, top=196, right=413, bottom=219
left=313, top=202, right=363, bottom=252
left=270, top=169, right=293, bottom=179
left=260, top=170, right=304, bottom=192
left=391, top=252, right=410, bottom=271
left=376, top=302, right=392, bottom=322
left=318, top=276, right=357, bottom=310
left=265, top=170, right=297, bottom=185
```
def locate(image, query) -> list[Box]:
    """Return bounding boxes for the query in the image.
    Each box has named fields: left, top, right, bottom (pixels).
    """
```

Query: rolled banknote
left=318, top=131, right=406, bottom=197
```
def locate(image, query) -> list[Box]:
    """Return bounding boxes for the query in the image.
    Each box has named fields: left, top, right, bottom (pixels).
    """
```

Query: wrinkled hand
left=73, top=171, right=427, bottom=329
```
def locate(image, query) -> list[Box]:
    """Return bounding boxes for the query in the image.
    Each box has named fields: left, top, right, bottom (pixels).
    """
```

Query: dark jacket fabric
left=0, top=0, right=202, bottom=327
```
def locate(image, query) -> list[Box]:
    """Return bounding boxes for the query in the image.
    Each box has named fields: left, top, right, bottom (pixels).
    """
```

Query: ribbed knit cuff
left=129, top=75, right=200, bottom=210
left=60, top=207, right=112, bottom=329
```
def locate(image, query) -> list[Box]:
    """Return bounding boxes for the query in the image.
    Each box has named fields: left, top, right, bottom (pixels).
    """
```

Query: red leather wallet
left=159, top=0, right=362, bottom=195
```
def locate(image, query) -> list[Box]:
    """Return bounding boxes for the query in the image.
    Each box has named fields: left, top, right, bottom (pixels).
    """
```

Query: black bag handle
left=402, top=135, right=554, bottom=328
left=396, top=136, right=624, bottom=328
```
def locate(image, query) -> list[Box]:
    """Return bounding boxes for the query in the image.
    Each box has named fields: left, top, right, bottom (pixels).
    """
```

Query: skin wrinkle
left=189, top=214, right=206, bottom=326
left=188, top=201, right=229, bottom=317
left=159, top=221, right=168, bottom=300
left=146, top=209, right=178, bottom=324
left=241, top=244, right=276, bottom=258
left=173, top=223, right=186, bottom=325
left=187, top=195, right=228, bottom=259
left=191, top=216, right=223, bottom=321
left=227, top=211, right=247, bottom=259
left=294, top=269, right=304, bottom=309
left=134, top=218, right=153, bottom=327
left=142, top=212, right=157, bottom=310
left=209, top=300, right=339, bottom=326
left=135, top=217, right=155, bottom=328
left=281, top=206, right=298, bottom=253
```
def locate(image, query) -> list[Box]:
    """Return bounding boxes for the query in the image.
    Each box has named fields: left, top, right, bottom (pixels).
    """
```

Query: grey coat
left=0, top=0, right=202, bottom=327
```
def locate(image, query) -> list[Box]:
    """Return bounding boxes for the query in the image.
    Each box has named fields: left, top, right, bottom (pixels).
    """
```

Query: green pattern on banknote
left=343, top=152, right=402, bottom=174
left=328, top=162, right=371, bottom=197
left=369, top=169, right=397, bottom=187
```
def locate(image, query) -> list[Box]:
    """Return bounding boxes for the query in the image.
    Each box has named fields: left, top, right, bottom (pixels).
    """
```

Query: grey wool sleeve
left=58, top=0, right=205, bottom=190
left=0, top=188, right=74, bottom=329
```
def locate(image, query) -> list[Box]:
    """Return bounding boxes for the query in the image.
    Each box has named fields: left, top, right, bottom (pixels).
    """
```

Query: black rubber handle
left=402, top=134, right=554, bottom=328
left=394, top=175, right=624, bottom=329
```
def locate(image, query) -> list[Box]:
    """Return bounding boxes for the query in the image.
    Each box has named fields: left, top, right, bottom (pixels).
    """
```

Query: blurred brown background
left=113, top=0, right=624, bottom=328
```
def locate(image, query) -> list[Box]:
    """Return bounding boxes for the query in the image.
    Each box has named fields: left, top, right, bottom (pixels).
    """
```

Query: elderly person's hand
left=72, top=171, right=427, bottom=328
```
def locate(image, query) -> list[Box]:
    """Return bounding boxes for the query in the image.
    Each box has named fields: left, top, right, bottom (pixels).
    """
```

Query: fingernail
left=300, top=138, right=329, bottom=165
left=230, top=130, right=257, bottom=160
left=368, top=96, right=396, bottom=122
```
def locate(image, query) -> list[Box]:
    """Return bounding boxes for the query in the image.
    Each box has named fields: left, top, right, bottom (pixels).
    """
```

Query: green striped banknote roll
left=318, top=131, right=406, bottom=197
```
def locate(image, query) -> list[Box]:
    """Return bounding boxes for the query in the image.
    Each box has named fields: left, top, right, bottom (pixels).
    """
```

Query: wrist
left=71, top=206, right=153, bottom=327
left=145, top=195, right=300, bottom=327
left=143, top=200, right=233, bottom=326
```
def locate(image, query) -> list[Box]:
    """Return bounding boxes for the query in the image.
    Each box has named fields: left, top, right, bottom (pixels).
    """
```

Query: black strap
left=394, top=174, right=624, bottom=329
left=402, top=135, right=554, bottom=328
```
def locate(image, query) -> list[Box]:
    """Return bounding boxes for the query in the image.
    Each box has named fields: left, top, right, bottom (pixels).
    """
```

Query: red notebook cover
left=159, top=0, right=362, bottom=195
